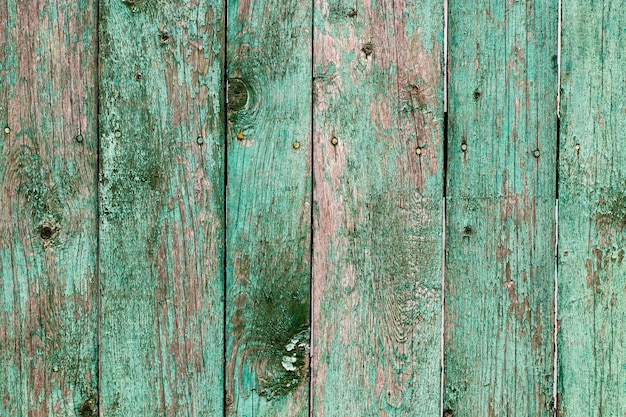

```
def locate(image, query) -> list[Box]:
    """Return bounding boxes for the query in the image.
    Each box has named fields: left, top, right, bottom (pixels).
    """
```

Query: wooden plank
left=0, top=1, right=99, bottom=415
left=224, top=0, right=312, bottom=414
left=558, top=2, right=626, bottom=415
left=98, top=1, right=225, bottom=414
left=312, top=0, right=444, bottom=414
left=444, top=2, right=557, bottom=416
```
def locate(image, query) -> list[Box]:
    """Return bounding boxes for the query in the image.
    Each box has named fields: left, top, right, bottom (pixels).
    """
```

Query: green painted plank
left=311, top=0, right=444, bottom=414
left=444, top=2, right=557, bottom=416
left=0, top=1, right=99, bottom=415
left=224, top=0, right=312, bottom=413
left=98, top=1, right=225, bottom=414
left=558, top=2, right=626, bottom=415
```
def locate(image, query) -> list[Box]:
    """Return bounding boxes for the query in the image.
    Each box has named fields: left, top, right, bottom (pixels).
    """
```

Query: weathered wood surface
left=445, top=2, right=557, bottom=415
left=558, top=2, right=626, bottom=415
left=98, top=0, right=225, bottom=415
left=224, top=0, right=312, bottom=414
left=0, top=1, right=99, bottom=415
left=312, top=0, right=444, bottom=414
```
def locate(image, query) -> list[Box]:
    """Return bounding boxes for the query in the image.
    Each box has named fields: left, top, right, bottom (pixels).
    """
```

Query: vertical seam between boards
left=441, top=0, right=449, bottom=416
left=308, top=0, right=315, bottom=415
left=553, top=0, right=562, bottom=414
left=222, top=0, right=229, bottom=412
left=95, top=0, right=102, bottom=414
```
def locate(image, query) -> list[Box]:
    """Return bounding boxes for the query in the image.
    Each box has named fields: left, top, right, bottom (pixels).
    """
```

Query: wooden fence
left=1, top=0, right=624, bottom=415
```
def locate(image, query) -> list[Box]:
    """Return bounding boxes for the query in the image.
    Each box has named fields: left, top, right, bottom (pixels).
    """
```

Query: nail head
left=293, top=141, right=301, bottom=149
left=533, top=149, right=540, bottom=158
left=40, top=225, right=54, bottom=240
left=76, top=134, right=83, bottom=142
left=415, top=147, right=422, bottom=155
left=331, top=136, right=338, bottom=146
left=197, top=136, right=204, bottom=145
left=575, top=144, right=580, bottom=151
left=114, top=130, right=122, bottom=138
left=461, top=143, right=467, bottom=152
left=3, top=126, right=10, bottom=135
left=237, top=131, right=244, bottom=140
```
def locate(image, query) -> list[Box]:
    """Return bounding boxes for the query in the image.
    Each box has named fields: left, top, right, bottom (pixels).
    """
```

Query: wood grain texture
left=312, top=0, right=444, bottom=414
left=224, top=0, right=312, bottom=414
left=445, top=1, right=557, bottom=416
left=0, top=1, right=99, bottom=415
left=558, top=2, right=626, bottom=415
left=98, top=0, right=225, bottom=414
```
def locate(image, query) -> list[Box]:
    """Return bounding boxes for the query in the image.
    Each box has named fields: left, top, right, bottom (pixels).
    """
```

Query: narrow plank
left=558, top=2, right=626, bottom=415
left=444, top=2, right=557, bottom=415
left=0, top=1, right=99, bottom=415
left=98, top=1, right=225, bottom=414
left=224, top=0, right=312, bottom=414
left=312, top=0, right=444, bottom=414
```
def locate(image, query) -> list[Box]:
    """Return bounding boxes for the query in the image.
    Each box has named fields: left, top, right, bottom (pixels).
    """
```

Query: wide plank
left=558, top=2, right=626, bottom=415
left=224, top=0, right=313, bottom=415
left=445, top=1, right=557, bottom=415
left=312, top=0, right=445, bottom=414
left=0, top=1, right=99, bottom=415
left=98, top=1, right=225, bottom=414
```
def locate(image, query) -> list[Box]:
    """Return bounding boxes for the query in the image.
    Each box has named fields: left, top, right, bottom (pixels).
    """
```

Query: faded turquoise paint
left=312, top=0, right=444, bottom=414
left=0, top=1, right=99, bottom=415
left=224, top=0, right=312, bottom=413
left=6, top=1, right=626, bottom=416
left=558, top=2, right=626, bottom=415
left=98, top=0, right=225, bottom=415
left=445, top=1, right=557, bottom=416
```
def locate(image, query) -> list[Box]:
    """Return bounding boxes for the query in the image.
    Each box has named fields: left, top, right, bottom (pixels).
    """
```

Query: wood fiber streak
left=0, top=1, right=99, bottom=415
left=98, top=1, right=225, bottom=414
left=445, top=2, right=557, bottom=416
left=558, top=2, right=626, bottom=416
left=224, top=0, right=312, bottom=414
left=312, top=0, right=444, bottom=414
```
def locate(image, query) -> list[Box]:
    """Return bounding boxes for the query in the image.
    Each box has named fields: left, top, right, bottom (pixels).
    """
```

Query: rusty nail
left=197, top=136, right=204, bottom=145
left=533, top=149, right=540, bottom=158
left=3, top=126, right=10, bottom=135
left=293, top=141, right=301, bottom=149
left=76, top=134, right=83, bottom=143
left=331, top=136, right=338, bottom=146
left=237, top=130, right=244, bottom=140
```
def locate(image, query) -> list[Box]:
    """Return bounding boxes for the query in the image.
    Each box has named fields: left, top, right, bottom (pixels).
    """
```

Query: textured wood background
left=1, top=0, right=625, bottom=416
left=445, top=1, right=557, bottom=416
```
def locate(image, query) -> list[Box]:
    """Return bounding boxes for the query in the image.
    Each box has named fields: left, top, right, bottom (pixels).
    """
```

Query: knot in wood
left=228, top=79, right=248, bottom=111
left=361, top=42, right=374, bottom=57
